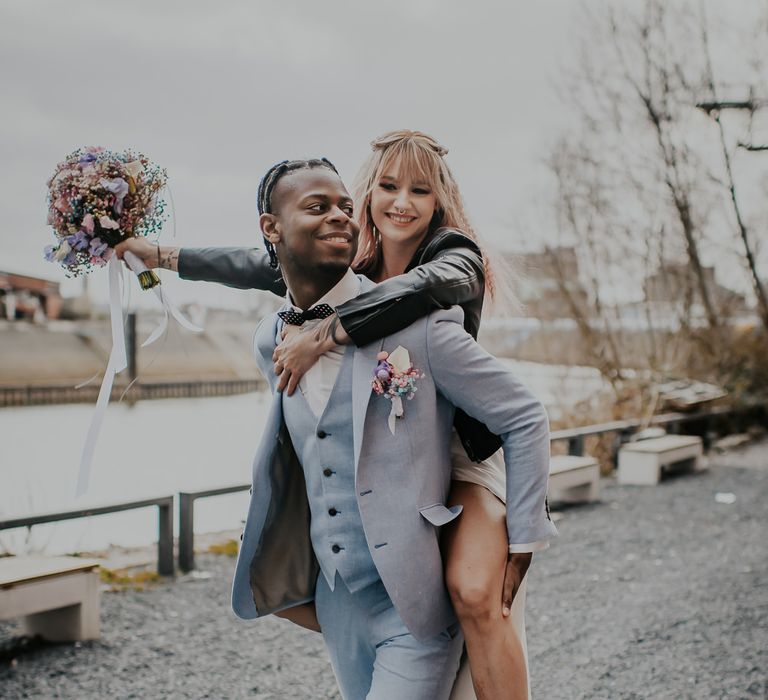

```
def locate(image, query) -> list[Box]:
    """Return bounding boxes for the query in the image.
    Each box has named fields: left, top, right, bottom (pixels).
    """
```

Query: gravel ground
left=1, top=441, right=766, bottom=699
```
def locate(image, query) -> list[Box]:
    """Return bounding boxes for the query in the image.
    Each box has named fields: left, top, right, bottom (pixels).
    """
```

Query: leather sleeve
left=178, top=247, right=287, bottom=295
left=336, top=245, right=485, bottom=347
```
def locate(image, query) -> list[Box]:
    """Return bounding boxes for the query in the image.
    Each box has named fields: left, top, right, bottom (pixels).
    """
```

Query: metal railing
left=178, top=485, right=250, bottom=572
left=0, top=379, right=266, bottom=408
left=0, top=496, right=175, bottom=576
left=3, top=403, right=762, bottom=573
left=550, top=404, right=750, bottom=459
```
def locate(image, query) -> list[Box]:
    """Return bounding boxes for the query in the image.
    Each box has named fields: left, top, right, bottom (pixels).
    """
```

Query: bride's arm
left=179, top=246, right=286, bottom=294
left=113, top=239, right=287, bottom=295
left=337, top=236, right=484, bottom=346
left=273, top=232, right=485, bottom=394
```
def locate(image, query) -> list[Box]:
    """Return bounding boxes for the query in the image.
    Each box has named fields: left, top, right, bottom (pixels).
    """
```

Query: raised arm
left=178, top=247, right=286, bottom=294
left=113, top=239, right=286, bottom=295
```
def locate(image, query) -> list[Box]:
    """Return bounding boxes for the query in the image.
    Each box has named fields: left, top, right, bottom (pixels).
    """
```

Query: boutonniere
left=371, top=345, right=425, bottom=434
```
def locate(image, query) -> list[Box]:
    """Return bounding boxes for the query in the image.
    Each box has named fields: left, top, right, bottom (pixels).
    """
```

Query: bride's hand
left=273, top=313, right=351, bottom=394
left=502, top=552, right=532, bottom=617
left=272, top=322, right=328, bottom=395
left=114, top=238, right=180, bottom=271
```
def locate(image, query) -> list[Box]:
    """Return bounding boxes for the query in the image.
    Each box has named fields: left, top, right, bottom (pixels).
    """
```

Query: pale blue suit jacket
left=232, top=276, right=557, bottom=642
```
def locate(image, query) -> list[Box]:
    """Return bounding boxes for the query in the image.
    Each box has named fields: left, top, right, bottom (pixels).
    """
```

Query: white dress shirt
left=286, top=268, right=360, bottom=418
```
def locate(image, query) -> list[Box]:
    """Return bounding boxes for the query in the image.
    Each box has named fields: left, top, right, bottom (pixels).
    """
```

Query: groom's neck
left=281, top=265, right=348, bottom=310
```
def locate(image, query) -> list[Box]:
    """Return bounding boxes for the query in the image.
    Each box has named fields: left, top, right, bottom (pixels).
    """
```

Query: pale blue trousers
left=315, top=573, right=464, bottom=700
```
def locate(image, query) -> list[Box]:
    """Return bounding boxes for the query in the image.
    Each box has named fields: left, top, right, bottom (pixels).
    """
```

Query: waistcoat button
left=317, top=430, right=327, bottom=439
left=331, top=544, right=341, bottom=553
left=323, top=468, right=333, bottom=477
left=328, top=508, right=338, bottom=516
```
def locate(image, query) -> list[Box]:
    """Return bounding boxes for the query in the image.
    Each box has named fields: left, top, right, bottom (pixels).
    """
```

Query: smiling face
left=369, top=156, right=438, bottom=250
left=261, top=168, right=359, bottom=278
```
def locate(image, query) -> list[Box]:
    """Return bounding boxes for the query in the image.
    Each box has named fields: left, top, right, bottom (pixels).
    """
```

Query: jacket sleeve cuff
left=508, top=540, right=550, bottom=554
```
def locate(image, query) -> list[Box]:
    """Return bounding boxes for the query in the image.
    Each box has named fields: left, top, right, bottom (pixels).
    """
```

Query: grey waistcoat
left=282, top=347, right=379, bottom=593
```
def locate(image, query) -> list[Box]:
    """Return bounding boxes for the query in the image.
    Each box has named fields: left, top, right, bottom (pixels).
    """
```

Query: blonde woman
left=116, top=131, right=551, bottom=699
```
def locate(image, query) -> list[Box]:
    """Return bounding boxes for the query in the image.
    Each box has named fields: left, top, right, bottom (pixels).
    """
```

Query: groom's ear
left=260, top=213, right=281, bottom=244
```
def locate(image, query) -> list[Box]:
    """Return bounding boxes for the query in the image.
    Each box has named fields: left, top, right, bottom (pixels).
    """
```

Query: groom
left=231, top=159, right=556, bottom=699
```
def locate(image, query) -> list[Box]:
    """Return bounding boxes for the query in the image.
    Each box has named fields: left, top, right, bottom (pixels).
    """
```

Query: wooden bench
left=0, top=556, right=101, bottom=641
left=618, top=435, right=703, bottom=486
left=549, top=455, right=600, bottom=503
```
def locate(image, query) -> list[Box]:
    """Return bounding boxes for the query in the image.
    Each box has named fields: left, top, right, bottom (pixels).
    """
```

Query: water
left=0, top=361, right=608, bottom=556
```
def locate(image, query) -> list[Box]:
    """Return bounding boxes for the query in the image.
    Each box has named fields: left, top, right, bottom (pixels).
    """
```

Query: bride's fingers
left=501, top=559, right=518, bottom=618
left=285, top=370, right=302, bottom=396
left=276, top=369, right=291, bottom=393
left=273, top=361, right=284, bottom=375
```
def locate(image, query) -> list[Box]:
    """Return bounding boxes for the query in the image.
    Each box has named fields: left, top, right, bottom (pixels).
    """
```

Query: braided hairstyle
left=257, top=158, right=339, bottom=269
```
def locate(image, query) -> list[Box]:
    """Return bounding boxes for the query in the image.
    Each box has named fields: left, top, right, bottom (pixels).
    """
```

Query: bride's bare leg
left=274, top=603, right=321, bottom=633
left=443, top=481, right=528, bottom=700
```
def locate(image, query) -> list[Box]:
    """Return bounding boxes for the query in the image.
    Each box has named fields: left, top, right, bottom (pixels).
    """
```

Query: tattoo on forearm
left=313, top=314, right=344, bottom=346
left=160, top=249, right=179, bottom=270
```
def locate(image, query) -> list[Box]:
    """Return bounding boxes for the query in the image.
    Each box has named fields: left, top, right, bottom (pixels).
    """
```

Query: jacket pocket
left=419, top=503, right=463, bottom=526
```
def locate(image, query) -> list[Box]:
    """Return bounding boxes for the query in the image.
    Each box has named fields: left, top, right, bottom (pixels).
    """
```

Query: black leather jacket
left=178, top=228, right=502, bottom=461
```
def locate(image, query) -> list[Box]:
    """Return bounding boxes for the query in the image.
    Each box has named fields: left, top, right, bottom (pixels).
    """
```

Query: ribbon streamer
left=387, top=396, right=404, bottom=435
left=75, top=253, right=202, bottom=497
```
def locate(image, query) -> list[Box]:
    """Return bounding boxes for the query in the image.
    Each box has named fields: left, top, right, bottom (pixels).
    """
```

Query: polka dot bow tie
left=277, top=303, right=335, bottom=326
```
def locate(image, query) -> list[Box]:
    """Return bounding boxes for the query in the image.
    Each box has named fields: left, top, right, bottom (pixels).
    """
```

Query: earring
left=373, top=226, right=382, bottom=251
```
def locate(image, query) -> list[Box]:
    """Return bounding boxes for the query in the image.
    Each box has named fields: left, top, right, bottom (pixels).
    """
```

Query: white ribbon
left=387, top=396, right=404, bottom=435
left=123, top=251, right=203, bottom=346
left=75, top=252, right=202, bottom=497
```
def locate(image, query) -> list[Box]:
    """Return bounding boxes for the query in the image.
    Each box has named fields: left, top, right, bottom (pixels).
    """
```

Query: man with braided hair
left=223, top=160, right=554, bottom=699
left=256, top=158, right=341, bottom=269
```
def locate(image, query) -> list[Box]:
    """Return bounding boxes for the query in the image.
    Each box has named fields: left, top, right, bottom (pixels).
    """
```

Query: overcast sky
left=1, top=0, right=581, bottom=307
left=1, top=1, right=764, bottom=310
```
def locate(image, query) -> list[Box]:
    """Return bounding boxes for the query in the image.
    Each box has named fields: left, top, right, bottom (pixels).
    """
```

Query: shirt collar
left=286, top=268, right=360, bottom=311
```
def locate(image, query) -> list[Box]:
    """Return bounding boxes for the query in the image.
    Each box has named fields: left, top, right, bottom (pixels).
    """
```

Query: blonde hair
left=351, top=129, right=513, bottom=308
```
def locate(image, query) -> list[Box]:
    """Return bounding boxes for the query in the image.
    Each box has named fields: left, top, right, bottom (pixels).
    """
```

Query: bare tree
left=545, top=0, right=767, bottom=397
left=697, top=5, right=768, bottom=332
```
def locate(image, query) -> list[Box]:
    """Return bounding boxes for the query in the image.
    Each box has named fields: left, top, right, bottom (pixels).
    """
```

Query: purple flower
left=67, top=230, right=90, bottom=251
left=43, top=244, right=57, bottom=262
left=89, top=237, right=108, bottom=257
left=62, top=252, right=78, bottom=266
left=99, top=177, right=129, bottom=214
left=79, top=153, right=98, bottom=164
left=374, top=360, right=392, bottom=382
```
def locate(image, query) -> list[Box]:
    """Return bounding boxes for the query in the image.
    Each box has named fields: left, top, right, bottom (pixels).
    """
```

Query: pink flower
left=82, top=213, right=95, bottom=234
left=99, top=216, right=119, bottom=230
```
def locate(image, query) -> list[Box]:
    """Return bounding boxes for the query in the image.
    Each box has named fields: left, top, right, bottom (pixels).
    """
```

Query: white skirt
left=449, top=429, right=507, bottom=503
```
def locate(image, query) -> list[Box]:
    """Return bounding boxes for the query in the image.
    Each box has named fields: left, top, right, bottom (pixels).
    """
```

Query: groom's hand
left=502, top=552, right=532, bottom=618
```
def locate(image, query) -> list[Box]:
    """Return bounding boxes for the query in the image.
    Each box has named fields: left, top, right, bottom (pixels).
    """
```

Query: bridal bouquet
left=44, top=146, right=201, bottom=497
left=45, top=146, right=167, bottom=289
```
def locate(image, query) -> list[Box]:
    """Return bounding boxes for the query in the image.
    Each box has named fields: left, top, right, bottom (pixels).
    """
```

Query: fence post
left=157, top=498, right=175, bottom=576
left=178, top=493, right=195, bottom=573
left=567, top=435, right=585, bottom=456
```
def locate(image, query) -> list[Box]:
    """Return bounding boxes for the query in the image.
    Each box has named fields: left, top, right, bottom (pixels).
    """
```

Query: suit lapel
left=352, top=338, right=385, bottom=474
left=350, top=275, right=384, bottom=474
